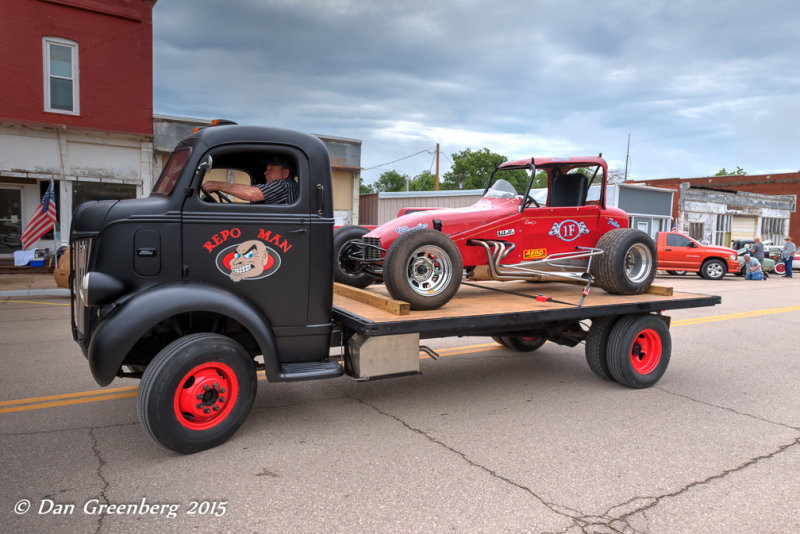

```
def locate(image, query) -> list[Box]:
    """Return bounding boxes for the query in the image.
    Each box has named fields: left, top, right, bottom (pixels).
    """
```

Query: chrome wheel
left=405, top=244, right=453, bottom=296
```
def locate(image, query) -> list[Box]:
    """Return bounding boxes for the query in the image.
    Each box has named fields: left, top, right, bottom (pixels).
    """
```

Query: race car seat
left=549, top=172, right=587, bottom=207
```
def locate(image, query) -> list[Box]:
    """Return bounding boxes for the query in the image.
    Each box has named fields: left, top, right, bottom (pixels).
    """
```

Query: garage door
left=731, top=216, right=757, bottom=242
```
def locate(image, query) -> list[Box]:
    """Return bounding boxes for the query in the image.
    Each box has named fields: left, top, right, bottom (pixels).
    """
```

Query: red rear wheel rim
left=173, top=362, right=239, bottom=431
left=629, top=329, right=661, bottom=375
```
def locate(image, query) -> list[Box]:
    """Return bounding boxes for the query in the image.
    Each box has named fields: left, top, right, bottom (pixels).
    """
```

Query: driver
left=201, top=157, right=299, bottom=204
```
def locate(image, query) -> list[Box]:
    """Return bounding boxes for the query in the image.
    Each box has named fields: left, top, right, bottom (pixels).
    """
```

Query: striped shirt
left=256, top=179, right=299, bottom=204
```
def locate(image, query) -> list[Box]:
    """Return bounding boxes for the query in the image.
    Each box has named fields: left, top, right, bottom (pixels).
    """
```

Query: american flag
left=21, top=180, right=57, bottom=250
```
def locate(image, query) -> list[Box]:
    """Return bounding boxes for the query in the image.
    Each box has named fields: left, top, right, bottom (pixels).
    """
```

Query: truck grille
left=362, top=237, right=383, bottom=261
left=71, top=238, right=92, bottom=336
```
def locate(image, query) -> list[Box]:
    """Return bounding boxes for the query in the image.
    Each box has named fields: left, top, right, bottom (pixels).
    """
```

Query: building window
left=43, top=37, right=79, bottom=114
left=715, top=214, right=732, bottom=247
left=689, top=221, right=704, bottom=242
left=761, top=217, right=785, bottom=245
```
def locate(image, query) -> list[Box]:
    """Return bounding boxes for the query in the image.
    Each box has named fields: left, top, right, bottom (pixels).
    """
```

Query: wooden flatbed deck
left=332, top=281, right=721, bottom=338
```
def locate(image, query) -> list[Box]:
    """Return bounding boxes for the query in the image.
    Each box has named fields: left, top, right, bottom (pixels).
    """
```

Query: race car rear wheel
left=333, top=225, right=373, bottom=288
left=773, top=262, right=786, bottom=275
left=384, top=229, right=462, bottom=310
left=606, top=314, right=671, bottom=388
left=137, top=333, right=257, bottom=454
left=592, top=228, right=656, bottom=295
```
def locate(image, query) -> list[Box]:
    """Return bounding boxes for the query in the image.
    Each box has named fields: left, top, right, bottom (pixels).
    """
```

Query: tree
left=409, top=170, right=435, bottom=191
left=359, top=176, right=375, bottom=194
left=441, top=148, right=529, bottom=192
left=372, top=170, right=408, bottom=192
left=714, top=167, right=747, bottom=176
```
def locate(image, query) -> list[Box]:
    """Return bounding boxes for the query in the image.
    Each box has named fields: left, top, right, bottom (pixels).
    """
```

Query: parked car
left=735, top=247, right=775, bottom=276
left=772, top=250, right=800, bottom=275
left=655, top=232, right=739, bottom=280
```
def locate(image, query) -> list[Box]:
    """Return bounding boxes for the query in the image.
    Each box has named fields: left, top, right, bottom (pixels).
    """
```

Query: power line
left=362, top=149, right=435, bottom=172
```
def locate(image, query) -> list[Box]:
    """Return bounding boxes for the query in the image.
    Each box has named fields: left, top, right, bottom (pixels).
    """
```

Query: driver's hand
left=202, top=181, right=220, bottom=192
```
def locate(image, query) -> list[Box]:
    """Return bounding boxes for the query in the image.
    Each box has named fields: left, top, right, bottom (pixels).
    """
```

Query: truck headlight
left=81, top=272, right=124, bottom=307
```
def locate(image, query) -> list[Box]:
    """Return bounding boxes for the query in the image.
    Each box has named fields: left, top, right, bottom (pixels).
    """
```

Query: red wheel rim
left=775, top=263, right=785, bottom=274
left=629, top=329, right=661, bottom=375
left=173, top=362, right=239, bottom=431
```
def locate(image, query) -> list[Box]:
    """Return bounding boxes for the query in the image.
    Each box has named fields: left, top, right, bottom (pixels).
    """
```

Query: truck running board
left=279, top=360, right=344, bottom=382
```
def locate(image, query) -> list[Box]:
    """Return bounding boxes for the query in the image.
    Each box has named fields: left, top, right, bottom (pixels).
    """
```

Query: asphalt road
left=1, top=274, right=799, bottom=533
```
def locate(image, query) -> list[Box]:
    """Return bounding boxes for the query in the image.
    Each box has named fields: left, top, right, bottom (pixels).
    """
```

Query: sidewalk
left=0, top=272, right=70, bottom=298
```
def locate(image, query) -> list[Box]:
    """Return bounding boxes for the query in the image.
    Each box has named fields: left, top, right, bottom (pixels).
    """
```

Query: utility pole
left=624, top=133, right=630, bottom=181
left=435, top=143, right=440, bottom=191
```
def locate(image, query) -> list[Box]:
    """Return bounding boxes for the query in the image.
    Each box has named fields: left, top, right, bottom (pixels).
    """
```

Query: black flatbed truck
left=68, top=124, right=720, bottom=453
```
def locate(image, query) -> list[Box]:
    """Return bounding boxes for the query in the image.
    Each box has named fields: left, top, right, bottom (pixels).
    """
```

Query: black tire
left=700, top=258, right=726, bottom=280
left=137, top=333, right=257, bottom=454
left=591, top=229, right=656, bottom=295
left=333, top=225, right=373, bottom=288
left=383, top=229, right=462, bottom=310
left=584, top=315, right=619, bottom=381
left=500, top=335, right=547, bottom=352
left=666, top=270, right=686, bottom=276
left=606, top=315, right=671, bottom=388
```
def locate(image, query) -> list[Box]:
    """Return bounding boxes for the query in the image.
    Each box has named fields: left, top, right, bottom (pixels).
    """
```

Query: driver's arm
left=202, top=181, right=265, bottom=202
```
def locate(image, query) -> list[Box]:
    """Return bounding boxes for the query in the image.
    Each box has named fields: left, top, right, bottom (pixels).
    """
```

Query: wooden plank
left=333, top=283, right=410, bottom=315
left=646, top=284, right=673, bottom=296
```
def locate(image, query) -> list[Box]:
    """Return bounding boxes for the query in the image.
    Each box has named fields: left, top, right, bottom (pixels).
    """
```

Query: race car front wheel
left=333, top=225, right=373, bottom=288
left=384, top=229, right=462, bottom=310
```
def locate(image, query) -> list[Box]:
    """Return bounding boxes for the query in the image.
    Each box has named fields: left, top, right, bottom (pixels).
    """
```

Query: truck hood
left=364, top=196, right=520, bottom=245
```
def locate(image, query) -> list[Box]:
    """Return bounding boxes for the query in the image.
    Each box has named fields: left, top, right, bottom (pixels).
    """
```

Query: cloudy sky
left=153, top=0, right=800, bottom=185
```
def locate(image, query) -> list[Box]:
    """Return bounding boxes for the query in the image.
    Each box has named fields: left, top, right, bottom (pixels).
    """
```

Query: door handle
left=288, top=228, right=307, bottom=234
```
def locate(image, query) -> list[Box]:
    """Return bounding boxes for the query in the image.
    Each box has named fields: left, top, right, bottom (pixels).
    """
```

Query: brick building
left=0, top=0, right=157, bottom=256
left=633, top=173, right=799, bottom=247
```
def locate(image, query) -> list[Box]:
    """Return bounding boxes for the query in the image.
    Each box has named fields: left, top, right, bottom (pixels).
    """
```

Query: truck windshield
left=152, top=148, right=191, bottom=196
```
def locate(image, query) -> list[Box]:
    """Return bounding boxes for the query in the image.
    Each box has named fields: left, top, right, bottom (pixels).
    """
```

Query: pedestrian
left=748, top=237, right=767, bottom=278
left=742, top=253, right=763, bottom=280
left=780, top=236, right=796, bottom=278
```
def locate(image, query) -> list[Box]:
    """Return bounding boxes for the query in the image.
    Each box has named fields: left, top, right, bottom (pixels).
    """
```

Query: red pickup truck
left=656, top=232, right=739, bottom=280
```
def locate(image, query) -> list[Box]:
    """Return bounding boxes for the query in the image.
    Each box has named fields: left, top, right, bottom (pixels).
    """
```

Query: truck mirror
left=195, top=154, right=213, bottom=177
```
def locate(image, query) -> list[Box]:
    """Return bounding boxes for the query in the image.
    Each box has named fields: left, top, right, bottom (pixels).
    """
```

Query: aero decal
left=523, top=248, right=547, bottom=260
left=548, top=220, right=590, bottom=242
left=216, top=240, right=282, bottom=282
left=607, top=218, right=621, bottom=228
left=497, top=229, right=515, bottom=237
left=395, top=223, right=429, bottom=234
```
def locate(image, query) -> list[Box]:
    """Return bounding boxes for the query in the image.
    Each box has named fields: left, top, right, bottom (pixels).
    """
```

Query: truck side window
left=666, top=234, right=691, bottom=247
left=199, top=151, right=300, bottom=205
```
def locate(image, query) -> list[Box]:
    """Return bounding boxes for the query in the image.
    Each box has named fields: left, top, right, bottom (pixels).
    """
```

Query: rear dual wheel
left=584, top=314, right=671, bottom=388
left=138, top=333, right=257, bottom=454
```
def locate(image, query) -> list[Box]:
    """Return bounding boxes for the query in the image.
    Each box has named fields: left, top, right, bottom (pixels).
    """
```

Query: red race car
left=335, top=156, right=656, bottom=310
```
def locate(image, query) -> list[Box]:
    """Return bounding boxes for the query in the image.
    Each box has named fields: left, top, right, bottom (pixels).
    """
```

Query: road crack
left=349, top=395, right=584, bottom=531
left=89, top=427, right=110, bottom=534
left=655, top=385, right=800, bottom=431
left=604, top=436, right=800, bottom=524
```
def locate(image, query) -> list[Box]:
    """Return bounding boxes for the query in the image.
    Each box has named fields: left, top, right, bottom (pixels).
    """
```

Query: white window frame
left=43, top=37, right=80, bottom=115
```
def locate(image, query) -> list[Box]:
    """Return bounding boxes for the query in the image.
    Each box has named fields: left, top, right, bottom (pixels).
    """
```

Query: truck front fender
left=87, top=282, right=280, bottom=386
